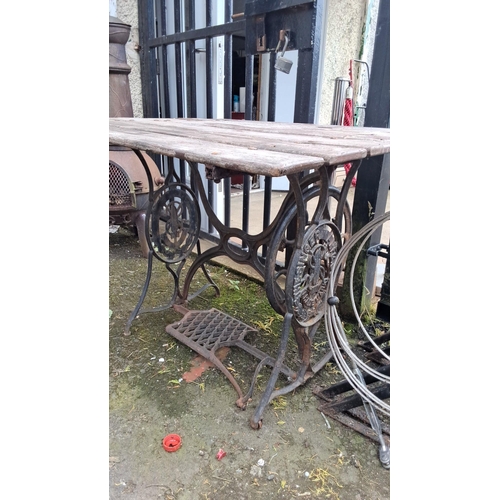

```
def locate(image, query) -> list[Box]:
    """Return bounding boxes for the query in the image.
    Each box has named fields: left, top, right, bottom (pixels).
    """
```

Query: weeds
left=271, top=395, right=287, bottom=411
left=228, top=279, right=240, bottom=291
left=309, top=467, right=343, bottom=498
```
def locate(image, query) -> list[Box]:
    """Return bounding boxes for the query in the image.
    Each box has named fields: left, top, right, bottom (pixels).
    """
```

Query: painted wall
left=317, top=0, right=379, bottom=125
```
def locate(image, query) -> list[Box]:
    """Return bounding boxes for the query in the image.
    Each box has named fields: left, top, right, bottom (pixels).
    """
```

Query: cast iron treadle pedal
left=166, top=307, right=295, bottom=406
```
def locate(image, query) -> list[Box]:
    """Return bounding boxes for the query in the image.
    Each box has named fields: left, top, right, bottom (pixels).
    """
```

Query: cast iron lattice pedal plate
left=166, top=308, right=259, bottom=353
left=166, top=308, right=296, bottom=402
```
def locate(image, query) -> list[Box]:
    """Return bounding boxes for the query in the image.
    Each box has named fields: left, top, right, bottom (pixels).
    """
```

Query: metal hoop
left=146, top=183, right=201, bottom=264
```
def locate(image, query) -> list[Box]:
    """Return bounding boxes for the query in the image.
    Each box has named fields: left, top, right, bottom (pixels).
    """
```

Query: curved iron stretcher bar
left=179, top=161, right=306, bottom=293
left=335, top=159, right=362, bottom=230
left=180, top=160, right=354, bottom=299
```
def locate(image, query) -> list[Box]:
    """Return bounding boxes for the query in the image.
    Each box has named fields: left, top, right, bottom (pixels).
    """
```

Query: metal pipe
left=331, top=77, right=349, bottom=125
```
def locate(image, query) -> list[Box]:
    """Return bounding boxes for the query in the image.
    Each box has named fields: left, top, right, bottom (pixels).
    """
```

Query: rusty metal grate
left=109, top=161, right=135, bottom=209
left=167, top=308, right=257, bottom=353
left=165, top=307, right=296, bottom=407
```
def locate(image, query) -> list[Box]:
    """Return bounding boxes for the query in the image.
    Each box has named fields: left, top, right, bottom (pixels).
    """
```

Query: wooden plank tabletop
left=109, top=118, right=390, bottom=177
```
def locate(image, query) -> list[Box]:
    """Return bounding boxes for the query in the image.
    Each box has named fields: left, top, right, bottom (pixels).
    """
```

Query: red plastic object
left=216, top=449, right=226, bottom=460
left=162, top=434, right=182, bottom=452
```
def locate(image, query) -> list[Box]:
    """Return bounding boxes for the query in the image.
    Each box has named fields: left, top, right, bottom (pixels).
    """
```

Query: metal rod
left=147, top=19, right=246, bottom=47
left=262, top=176, right=272, bottom=258
left=223, top=0, right=233, bottom=119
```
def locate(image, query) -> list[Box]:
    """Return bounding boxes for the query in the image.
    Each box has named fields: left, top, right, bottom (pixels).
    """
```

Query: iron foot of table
left=249, top=312, right=293, bottom=429
left=123, top=243, right=219, bottom=336
left=237, top=355, right=275, bottom=410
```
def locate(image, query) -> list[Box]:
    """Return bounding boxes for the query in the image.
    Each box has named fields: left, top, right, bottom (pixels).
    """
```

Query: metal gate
left=137, top=0, right=324, bottom=249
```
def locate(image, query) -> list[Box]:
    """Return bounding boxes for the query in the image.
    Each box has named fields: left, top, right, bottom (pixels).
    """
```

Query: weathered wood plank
left=109, top=118, right=390, bottom=176
left=111, top=118, right=378, bottom=147
left=108, top=129, right=325, bottom=176
left=177, top=118, right=390, bottom=140
left=110, top=119, right=371, bottom=164
left=112, top=117, right=390, bottom=144
left=114, top=117, right=389, bottom=136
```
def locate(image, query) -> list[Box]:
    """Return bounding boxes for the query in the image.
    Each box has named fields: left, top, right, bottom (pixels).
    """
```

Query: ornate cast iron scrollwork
left=264, top=186, right=351, bottom=317
left=146, top=183, right=201, bottom=264
left=286, top=220, right=342, bottom=327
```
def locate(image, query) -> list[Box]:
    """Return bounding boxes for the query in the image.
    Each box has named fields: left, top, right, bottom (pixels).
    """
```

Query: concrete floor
left=109, top=230, right=391, bottom=499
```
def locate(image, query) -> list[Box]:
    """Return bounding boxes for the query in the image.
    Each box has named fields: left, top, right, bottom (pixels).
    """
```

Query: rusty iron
left=204, top=164, right=241, bottom=183
left=286, top=221, right=341, bottom=327
left=109, top=15, right=164, bottom=256
left=166, top=306, right=296, bottom=409
left=263, top=178, right=352, bottom=319
left=314, top=364, right=390, bottom=451
left=124, top=157, right=355, bottom=428
left=109, top=16, right=134, bottom=118
left=357, top=332, right=390, bottom=365
left=317, top=404, right=390, bottom=446
left=147, top=183, right=201, bottom=264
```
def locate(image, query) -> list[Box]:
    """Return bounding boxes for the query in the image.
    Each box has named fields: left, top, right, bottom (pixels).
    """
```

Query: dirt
left=109, top=228, right=390, bottom=499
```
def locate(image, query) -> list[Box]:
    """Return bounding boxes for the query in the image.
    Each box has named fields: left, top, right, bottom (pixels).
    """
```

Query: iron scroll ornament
left=285, top=220, right=342, bottom=327
left=263, top=184, right=352, bottom=317
left=146, top=183, right=201, bottom=264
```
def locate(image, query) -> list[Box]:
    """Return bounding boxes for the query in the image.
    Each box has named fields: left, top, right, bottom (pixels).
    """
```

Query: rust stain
left=182, top=347, right=230, bottom=383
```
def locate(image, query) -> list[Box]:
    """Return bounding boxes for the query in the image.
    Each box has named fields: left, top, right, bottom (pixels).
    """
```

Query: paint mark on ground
left=182, top=347, right=231, bottom=382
